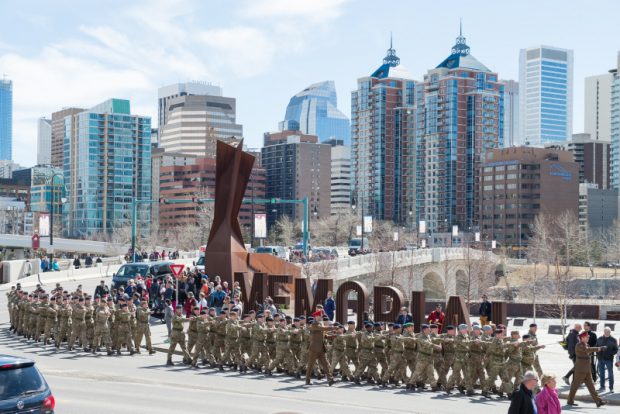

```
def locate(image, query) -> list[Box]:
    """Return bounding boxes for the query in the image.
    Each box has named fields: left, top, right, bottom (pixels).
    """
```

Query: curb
left=558, top=392, right=620, bottom=406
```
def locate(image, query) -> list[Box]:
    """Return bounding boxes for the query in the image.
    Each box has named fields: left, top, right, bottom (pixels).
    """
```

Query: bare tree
left=312, top=210, right=357, bottom=246
left=458, top=245, right=496, bottom=309
left=268, top=215, right=299, bottom=247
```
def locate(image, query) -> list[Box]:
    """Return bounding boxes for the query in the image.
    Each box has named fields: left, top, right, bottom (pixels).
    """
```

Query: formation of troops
left=6, top=284, right=155, bottom=356
left=7, top=284, right=548, bottom=398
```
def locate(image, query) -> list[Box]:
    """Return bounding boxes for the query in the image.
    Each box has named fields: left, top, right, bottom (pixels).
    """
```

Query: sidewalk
left=148, top=314, right=620, bottom=405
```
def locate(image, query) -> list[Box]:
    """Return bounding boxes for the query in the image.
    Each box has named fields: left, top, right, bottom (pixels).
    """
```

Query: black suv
left=111, top=261, right=174, bottom=290
left=0, top=355, right=55, bottom=413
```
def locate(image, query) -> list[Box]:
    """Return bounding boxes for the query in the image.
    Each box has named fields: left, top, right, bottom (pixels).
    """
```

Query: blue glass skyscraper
left=0, top=79, right=12, bottom=160
left=63, top=99, right=151, bottom=238
left=279, top=81, right=350, bottom=145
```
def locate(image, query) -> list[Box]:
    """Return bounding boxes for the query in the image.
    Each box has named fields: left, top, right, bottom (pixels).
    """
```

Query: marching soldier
left=521, top=334, right=545, bottom=375
left=437, top=325, right=456, bottom=390
left=329, top=323, right=352, bottom=381
left=266, top=317, right=290, bottom=375
left=447, top=324, right=470, bottom=394
left=344, top=321, right=359, bottom=372
left=68, top=297, right=87, bottom=351
left=238, top=314, right=253, bottom=372
left=55, top=296, right=72, bottom=349
left=483, top=329, right=512, bottom=398
left=186, top=306, right=200, bottom=355
left=93, top=299, right=113, bottom=355
left=191, top=310, right=210, bottom=367
left=467, top=325, right=487, bottom=395
left=288, top=318, right=303, bottom=376
left=407, top=324, right=442, bottom=391
left=43, top=296, right=59, bottom=346
left=115, top=303, right=135, bottom=355
left=566, top=331, right=608, bottom=407
left=135, top=300, right=155, bottom=354
left=166, top=305, right=191, bottom=366
left=248, top=313, right=268, bottom=372
left=527, top=323, right=544, bottom=377
left=222, top=310, right=242, bottom=369
left=401, top=322, right=417, bottom=384
left=353, top=322, right=380, bottom=384
left=381, top=324, right=405, bottom=386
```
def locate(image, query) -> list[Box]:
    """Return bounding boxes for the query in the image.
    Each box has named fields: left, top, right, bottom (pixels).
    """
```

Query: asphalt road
left=0, top=275, right=608, bottom=413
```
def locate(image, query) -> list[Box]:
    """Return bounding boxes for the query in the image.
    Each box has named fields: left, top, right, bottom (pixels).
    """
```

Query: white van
left=255, top=245, right=289, bottom=261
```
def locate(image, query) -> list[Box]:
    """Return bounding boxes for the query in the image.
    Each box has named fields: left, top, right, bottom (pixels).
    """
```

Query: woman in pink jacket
left=535, top=375, right=562, bottom=414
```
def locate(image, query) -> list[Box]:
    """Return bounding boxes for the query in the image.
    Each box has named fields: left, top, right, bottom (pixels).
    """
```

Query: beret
left=364, top=322, right=373, bottom=327
left=403, top=322, right=414, bottom=328
left=429, top=324, right=438, bottom=328
left=373, top=322, right=381, bottom=327
left=421, top=324, right=430, bottom=329
left=347, top=321, right=355, bottom=325
left=529, top=323, right=537, bottom=328
left=393, top=324, right=401, bottom=329
left=446, top=325, right=455, bottom=330
left=266, top=317, right=274, bottom=321
left=458, top=324, right=468, bottom=330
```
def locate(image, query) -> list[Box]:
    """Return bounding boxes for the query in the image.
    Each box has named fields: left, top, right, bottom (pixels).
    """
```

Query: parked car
left=112, top=261, right=174, bottom=290
left=254, top=246, right=289, bottom=261
left=348, top=237, right=370, bottom=256
left=310, top=247, right=338, bottom=261
left=0, top=355, right=55, bottom=413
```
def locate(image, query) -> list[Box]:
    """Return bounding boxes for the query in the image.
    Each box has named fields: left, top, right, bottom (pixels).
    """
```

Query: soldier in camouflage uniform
left=401, top=323, right=417, bottom=383
left=248, top=314, right=268, bottom=371
left=68, top=297, right=87, bottom=351
left=373, top=323, right=388, bottom=381
left=7, top=287, right=16, bottom=331
left=354, top=323, right=380, bottom=384
left=287, top=318, right=302, bottom=375
left=222, top=311, right=242, bottom=369
left=166, top=305, right=191, bottom=365
left=115, top=303, right=135, bottom=355
left=296, top=318, right=310, bottom=378
left=266, top=317, right=290, bottom=375
left=135, top=300, right=155, bottom=354
left=447, top=324, right=470, bottom=394
left=505, top=330, right=529, bottom=393
left=186, top=306, right=200, bottom=355
left=84, top=297, right=96, bottom=351
left=527, top=323, right=544, bottom=377
left=265, top=317, right=277, bottom=365
left=35, top=294, right=49, bottom=343
left=213, top=311, right=228, bottom=367
left=407, top=324, right=442, bottom=391
left=93, top=300, right=114, bottom=355
left=467, top=325, right=487, bottom=395
left=521, top=333, right=545, bottom=376
left=329, top=324, right=352, bottom=380
left=382, top=324, right=405, bottom=386
left=344, top=321, right=359, bottom=373
left=191, top=310, right=210, bottom=367
left=238, top=314, right=253, bottom=372
left=436, top=325, right=456, bottom=390
left=55, top=296, right=72, bottom=349
left=43, top=297, right=59, bottom=346
left=482, top=329, right=512, bottom=398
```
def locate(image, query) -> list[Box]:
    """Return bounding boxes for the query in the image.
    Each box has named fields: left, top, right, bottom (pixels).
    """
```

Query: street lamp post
left=48, top=172, right=66, bottom=257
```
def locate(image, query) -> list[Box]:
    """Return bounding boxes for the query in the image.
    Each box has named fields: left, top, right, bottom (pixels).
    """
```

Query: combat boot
left=431, top=385, right=440, bottom=392
left=116, top=349, right=121, bottom=355
left=107, top=350, right=114, bottom=356
left=458, top=386, right=465, bottom=394
left=481, top=391, right=490, bottom=398
left=466, top=390, right=475, bottom=396
left=130, top=349, right=135, bottom=356
left=149, top=349, right=156, bottom=355
left=167, top=359, right=174, bottom=366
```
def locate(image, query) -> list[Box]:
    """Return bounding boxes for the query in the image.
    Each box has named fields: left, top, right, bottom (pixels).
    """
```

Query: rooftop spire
left=451, top=19, right=470, bottom=56
left=383, top=33, right=400, bottom=67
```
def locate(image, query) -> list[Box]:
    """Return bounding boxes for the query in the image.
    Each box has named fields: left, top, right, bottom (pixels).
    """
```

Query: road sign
left=170, top=264, right=185, bottom=278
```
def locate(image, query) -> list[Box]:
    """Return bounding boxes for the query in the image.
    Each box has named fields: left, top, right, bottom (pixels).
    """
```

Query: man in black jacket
left=584, top=321, right=598, bottom=381
left=94, top=280, right=109, bottom=299
left=596, top=327, right=618, bottom=392
left=478, top=295, right=492, bottom=326
left=563, top=323, right=581, bottom=385
left=508, top=371, right=538, bottom=414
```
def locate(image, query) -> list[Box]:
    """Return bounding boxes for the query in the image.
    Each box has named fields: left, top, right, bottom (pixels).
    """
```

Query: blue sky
left=1, top=0, right=619, bottom=166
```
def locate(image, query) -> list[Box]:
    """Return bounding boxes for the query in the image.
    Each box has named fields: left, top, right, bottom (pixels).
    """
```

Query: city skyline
left=1, top=0, right=620, bottom=166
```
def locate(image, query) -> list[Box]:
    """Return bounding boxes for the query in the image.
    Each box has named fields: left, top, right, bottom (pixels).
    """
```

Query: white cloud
left=241, top=0, right=349, bottom=23
left=197, top=27, right=277, bottom=78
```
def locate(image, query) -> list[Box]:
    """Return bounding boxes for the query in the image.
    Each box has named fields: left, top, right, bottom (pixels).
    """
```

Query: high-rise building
left=351, top=38, right=419, bottom=222
left=156, top=153, right=265, bottom=233
left=578, top=183, right=618, bottom=234
left=611, top=53, right=620, bottom=189
left=157, top=81, right=223, bottom=129
left=501, top=80, right=520, bottom=147
left=262, top=130, right=331, bottom=225
left=519, top=45, right=573, bottom=146
left=159, top=94, right=243, bottom=158
left=480, top=147, right=578, bottom=253
left=63, top=99, right=151, bottom=238
left=37, top=118, right=52, bottom=165
left=51, top=108, right=84, bottom=168
left=417, top=29, right=504, bottom=233
left=585, top=73, right=613, bottom=142
left=324, top=138, right=351, bottom=215
left=0, top=160, right=23, bottom=179
left=554, top=133, right=610, bottom=189
left=280, top=81, right=350, bottom=145
left=0, top=78, right=13, bottom=161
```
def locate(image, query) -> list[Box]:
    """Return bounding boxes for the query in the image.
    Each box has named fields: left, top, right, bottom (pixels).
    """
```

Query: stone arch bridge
left=304, top=247, right=500, bottom=302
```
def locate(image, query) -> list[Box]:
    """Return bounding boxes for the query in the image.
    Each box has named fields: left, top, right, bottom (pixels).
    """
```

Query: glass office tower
left=63, top=99, right=151, bottom=238
left=519, top=46, right=573, bottom=146
left=280, top=81, right=350, bottom=145
left=0, top=79, right=12, bottom=160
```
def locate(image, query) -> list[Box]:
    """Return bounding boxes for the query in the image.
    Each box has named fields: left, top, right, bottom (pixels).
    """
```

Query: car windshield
left=0, top=366, right=46, bottom=400
left=255, top=247, right=274, bottom=254
left=350, top=239, right=361, bottom=247
left=152, top=264, right=172, bottom=276
left=116, top=265, right=148, bottom=278
left=196, top=256, right=205, bottom=266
